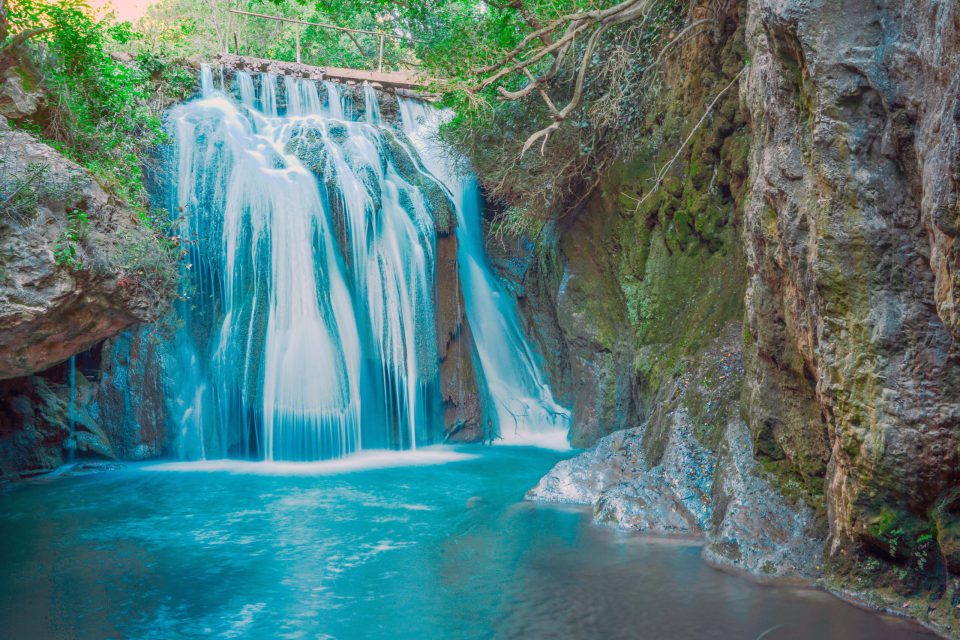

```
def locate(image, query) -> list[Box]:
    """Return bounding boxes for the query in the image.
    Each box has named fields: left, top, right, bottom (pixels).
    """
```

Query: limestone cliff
left=742, top=0, right=960, bottom=627
left=0, top=123, right=169, bottom=379
left=516, top=0, right=960, bottom=634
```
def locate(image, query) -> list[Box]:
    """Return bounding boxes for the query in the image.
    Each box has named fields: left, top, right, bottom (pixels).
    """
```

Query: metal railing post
left=378, top=34, right=384, bottom=72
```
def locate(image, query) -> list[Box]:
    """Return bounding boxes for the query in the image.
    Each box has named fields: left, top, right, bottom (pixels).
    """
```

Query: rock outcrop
left=743, top=0, right=960, bottom=550
left=436, top=233, right=484, bottom=441
left=0, top=126, right=169, bottom=380
left=520, top=0, right=960, bottom=634
left=529, top=323, right=823, bottom=577
left=737, top=0, right=960, bottom=628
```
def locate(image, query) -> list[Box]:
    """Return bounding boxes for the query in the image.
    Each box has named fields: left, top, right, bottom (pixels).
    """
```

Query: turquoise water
left=0, top=447, right=933, bottom=639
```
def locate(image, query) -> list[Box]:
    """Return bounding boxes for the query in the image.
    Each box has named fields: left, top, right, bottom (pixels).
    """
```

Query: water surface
left=0, top=447, right=933, bottom=639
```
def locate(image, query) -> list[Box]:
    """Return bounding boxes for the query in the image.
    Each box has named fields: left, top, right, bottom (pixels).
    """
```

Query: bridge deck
left=217, top=54, right=430, bottom=93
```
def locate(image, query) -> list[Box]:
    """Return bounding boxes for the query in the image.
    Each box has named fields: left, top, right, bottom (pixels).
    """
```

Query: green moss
left=759, top=458, right=826, bottom=511
left=13, top=66, right=39, bottom=93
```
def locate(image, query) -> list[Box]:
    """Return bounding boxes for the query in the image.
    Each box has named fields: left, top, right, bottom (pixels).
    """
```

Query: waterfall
left=363, top=84, right=381, bottom=125
left=199, top=64, right=213, bottom=97
left=397, top=100, right=571, bottom=445
left=324, top=81, right=344, bottom=120
left=65, top=354, right=76, bottom=462
left=164, top=68, right=568, bottom=461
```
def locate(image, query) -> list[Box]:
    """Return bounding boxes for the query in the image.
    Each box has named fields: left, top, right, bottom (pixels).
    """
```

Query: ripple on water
left=0, top=447, right=937, bottom=640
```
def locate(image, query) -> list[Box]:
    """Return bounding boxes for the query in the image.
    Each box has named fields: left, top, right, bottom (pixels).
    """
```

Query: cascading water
left=65, top=354, right=76, bottom=462
left=397, top=100, right=571, bottom=445
left=165, top=66, right=568, bottom=462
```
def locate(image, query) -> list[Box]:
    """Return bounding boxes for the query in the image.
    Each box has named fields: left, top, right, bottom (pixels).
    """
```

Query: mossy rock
left=934, top=492, right=960, bottom=574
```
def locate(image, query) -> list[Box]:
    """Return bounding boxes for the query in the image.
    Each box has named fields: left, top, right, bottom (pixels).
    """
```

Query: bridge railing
left=226, top=9, right=420, bottom=73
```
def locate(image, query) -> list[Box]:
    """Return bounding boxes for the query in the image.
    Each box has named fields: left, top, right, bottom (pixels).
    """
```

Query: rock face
left=0, top=66, right=44, bottom=120
left=435, top=233, right=484, bottom=441
left=96, top=328, right=173, bottom=460
left=0, top=95, right=174, bottom=477
left=0, top=373, right=91, bottom=476
left=498, top=2, right=750, bottom=449
left=529, top=324, right=823, bottom=577
left=0, top=128, right=168, bottom=380
left=0, top=330, right=177, bottom=480
left=743, top=0, right=960, bottom=577
left=519, top=0, right=960, bottom=633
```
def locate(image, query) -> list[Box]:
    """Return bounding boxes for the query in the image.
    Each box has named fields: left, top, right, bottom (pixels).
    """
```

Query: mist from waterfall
left=165, top=66, right=568, bottom=461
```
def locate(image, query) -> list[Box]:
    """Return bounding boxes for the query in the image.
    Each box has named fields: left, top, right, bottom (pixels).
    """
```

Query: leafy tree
left=132, top=0, right=413, bottom=71
left=291, top=0, right=713, bottom=225
left=5, top=0, right=163, bottom=204
left=2, top=0, right=185, bottom=286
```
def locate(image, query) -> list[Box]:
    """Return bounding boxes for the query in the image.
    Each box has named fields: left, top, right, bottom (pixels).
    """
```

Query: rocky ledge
left=528, top=323, right=823, bottom=579
left=0, top=120, right=169, bottom=379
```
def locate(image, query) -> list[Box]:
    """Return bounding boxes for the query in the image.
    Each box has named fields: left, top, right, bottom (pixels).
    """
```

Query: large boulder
left=528, top=324, right=823, bottom=577
left=0, top=65, right=44, bottom=120
left=0, top=127, right=170, bottom=380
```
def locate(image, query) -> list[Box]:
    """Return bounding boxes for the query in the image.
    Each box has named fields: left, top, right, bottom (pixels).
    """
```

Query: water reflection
left=0, top=448, right=934, bottom=639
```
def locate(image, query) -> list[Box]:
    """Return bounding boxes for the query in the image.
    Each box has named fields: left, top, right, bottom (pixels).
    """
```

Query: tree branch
left=628, top=65, right=748, bottom=212
left=520, top=22, right=610, bottom=156
left=0, top=27, right=52, bottom=57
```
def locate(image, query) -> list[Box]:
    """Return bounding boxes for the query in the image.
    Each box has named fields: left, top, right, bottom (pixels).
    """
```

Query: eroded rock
left=0, top=66, right=43, bottom=120
left=529, top=324, right=823, bottom=576
left=0, top=128, right=169, bottom=379
left=742, top=0, right=960, bottom=565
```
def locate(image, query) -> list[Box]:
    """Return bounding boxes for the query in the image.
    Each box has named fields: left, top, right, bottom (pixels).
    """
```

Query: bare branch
left=520, top=22, right=610, bottom=156
left=471, top=0, right=655, bottom=78
left=653, top=18, right=714, bottom=66
left=0, top=27, right=52, bottom=57
left=629, top=65, right=748, bottom=212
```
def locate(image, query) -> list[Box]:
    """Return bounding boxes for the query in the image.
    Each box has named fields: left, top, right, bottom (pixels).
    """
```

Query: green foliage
left=134, top=0, right=412, bottom=71
left=53, top=207, right=89, bottom=269
left=869, top=508, right=909, bottom=559
left=0, top=158, right=49, bottom=222
left=6, top=0, right=165, bottom=206
left=111, top=209, right=183, bottom=296
left=422, top=0, right=686, bottom=224
left=862, top=555, right=882, bottom=573
left=3, top=0, right=190, bottom=294
left=0, top=148, right=90, bottom=223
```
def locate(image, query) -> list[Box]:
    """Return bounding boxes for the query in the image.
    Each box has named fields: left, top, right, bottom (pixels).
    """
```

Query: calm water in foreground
left=0, top=446, right=935, bottom=639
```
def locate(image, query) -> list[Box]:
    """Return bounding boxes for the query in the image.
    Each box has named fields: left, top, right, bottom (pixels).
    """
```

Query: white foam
left=142, top=447, right=476, bottom=475
left=494, top=430, right=572, bottom=451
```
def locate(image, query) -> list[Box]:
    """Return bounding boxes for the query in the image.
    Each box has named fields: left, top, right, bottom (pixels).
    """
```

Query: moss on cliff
left=495, top=2, right=752, bottom=449
left=605, top=7, right=749, bottom=452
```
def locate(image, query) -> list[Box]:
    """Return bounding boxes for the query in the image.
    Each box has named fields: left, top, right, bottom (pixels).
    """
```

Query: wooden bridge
left=217, top=53, right=428, bottom=93
left=219, top=10, right=432, bottom=94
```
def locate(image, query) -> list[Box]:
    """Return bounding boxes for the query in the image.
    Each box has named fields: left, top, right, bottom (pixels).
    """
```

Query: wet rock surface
left=435, top=233, right=484, bottom=441
left=529, top=325, right=823, bottom=576
left=96, top=328, right=173, bottom=461
left=0, top=333, right=174, bottom=480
